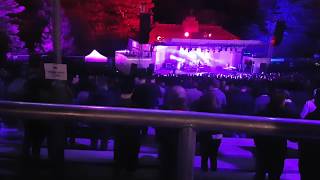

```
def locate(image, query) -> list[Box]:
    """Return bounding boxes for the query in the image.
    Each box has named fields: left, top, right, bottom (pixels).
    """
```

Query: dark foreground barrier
left=1, top=100, right=320, bottom=180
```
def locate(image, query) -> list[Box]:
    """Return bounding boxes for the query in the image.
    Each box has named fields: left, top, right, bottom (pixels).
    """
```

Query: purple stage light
left=85, top=50, right=108, bottom=63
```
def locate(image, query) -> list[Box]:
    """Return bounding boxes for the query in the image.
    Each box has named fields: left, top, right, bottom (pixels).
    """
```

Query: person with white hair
left=209, top=79, right=227, bottom=110
left=300, top=89, right=319, bottom=119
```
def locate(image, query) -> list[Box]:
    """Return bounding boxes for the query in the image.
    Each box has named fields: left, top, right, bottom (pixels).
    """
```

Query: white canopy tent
left=85, top=50, right=108, bottom=62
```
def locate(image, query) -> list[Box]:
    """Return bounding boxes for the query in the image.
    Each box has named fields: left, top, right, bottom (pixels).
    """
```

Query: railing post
left=52, top=0, right=62, bottom=64
left=177, top=127, right=196, bottom=180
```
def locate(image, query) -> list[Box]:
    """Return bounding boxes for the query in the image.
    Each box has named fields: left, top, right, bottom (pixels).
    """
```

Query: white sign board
left=44, top=63, right=67, bottom=81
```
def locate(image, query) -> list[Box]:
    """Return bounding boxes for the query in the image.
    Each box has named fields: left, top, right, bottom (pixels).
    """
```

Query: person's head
left=270, top=89, right=287, bottom=109
left=240, top=86, right=249, bottom=93
left=314, top=88, right=320, bottom=108
left=283, top=90, right=291, bottom=99
left=221, top=80, right=227, bottom=87
left=313, top=88, right=320, bottom=98
left=134, top=77, right=146, bottom=85
left=72, top=74, right=80, bottom=85
left=120, top=77, right=134, bottom=94
left=256, top=86, right=268, bottom=96
left=210, top=79, right=221, bottom=89
left=164, top=86, right=187, bottom=110
left=197, top=92, right=220, bottom=113
left=78, top=77, right=95, bottom=92
left=147, top=77, right=156, bottom=84
left=96, top=77, right=109, bottom=91
left=315, top=94, right=320, bottom=109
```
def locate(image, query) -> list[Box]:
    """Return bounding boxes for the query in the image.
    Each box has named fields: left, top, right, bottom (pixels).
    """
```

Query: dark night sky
left=153, top=0, right=260, bottom=36
left=153, top=0, right=259, bottom=23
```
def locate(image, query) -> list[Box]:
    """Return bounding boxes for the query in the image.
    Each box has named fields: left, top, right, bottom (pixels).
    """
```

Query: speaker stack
left=260, top=63, right=268, bottom=73
left=130, top=63, right=138, bottom=76
left=139, top=13, right=151, bottom=44
left=147, top=64, right=155, bottom=76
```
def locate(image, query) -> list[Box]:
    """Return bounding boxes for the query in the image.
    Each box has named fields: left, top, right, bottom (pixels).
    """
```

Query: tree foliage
left=16, top=0, right=48, bottom=56
left=0, top=0, right=25, bottom=53
left=246, top=0, right=320, bottom=57
left=35, top=0, right=75, bottom=55
left=63, top=0, right=153, bottom=40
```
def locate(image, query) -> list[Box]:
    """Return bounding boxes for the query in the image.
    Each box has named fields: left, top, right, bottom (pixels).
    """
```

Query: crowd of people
left=0, top=63, right=320, bottom=179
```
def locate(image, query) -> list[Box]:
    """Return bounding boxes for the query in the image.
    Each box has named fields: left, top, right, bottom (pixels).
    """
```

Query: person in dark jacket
left=157, top=86, right=187, bottom=180
left=254, top=90, right=293, bottom=180
left=113, top=77, right=137, bottom=176
left=48, top=81, right=73, bottom=172
left=298, top=89, right=320, bottom=180
left=114, top=77, right=159, bottom=177
left=89, top=78, right=120, bottom=150
left=194, top=90, right=223, bottom=172
left=22, top=77, right=53, bottom=162
left=22, top=64, right=73, bottom=177
left=228, top=86, right=254, bottom=115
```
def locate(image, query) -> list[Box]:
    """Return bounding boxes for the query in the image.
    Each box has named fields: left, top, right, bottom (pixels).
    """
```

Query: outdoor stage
left=116, top=38, right=270, bottom=75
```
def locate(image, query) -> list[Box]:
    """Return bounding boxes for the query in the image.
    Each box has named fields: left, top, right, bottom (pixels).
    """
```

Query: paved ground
left=0, top=126, right=300, bottom=180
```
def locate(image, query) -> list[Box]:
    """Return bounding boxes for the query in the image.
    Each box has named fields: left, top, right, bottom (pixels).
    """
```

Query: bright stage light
left=184, top=32, right=190, bottom=38
left=208, top=33, right=212, bottom=38
left=157, top=35, right=163, bottom=41
left=132, top=41, right=138, bottom=48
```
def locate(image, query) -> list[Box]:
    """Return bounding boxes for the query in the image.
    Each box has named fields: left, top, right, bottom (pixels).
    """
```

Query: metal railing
left=1, top=100, right=320, bottom=180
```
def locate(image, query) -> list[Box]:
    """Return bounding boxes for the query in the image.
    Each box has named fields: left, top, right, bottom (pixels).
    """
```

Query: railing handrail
left=0, top=100, right=319, bottom=139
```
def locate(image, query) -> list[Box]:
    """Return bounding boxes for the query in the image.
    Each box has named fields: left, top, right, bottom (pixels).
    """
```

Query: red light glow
left=271, top=36, right=276, bottom=46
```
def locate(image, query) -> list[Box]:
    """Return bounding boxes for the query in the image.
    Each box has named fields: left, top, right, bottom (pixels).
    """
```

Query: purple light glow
left=85, top=50, right=108, bottom=63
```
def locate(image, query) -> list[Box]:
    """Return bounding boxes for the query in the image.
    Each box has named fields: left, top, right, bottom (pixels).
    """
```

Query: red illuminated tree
left=65, top=0, right=154, bottom=40
left=113, top=0, right=154, bottom=38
